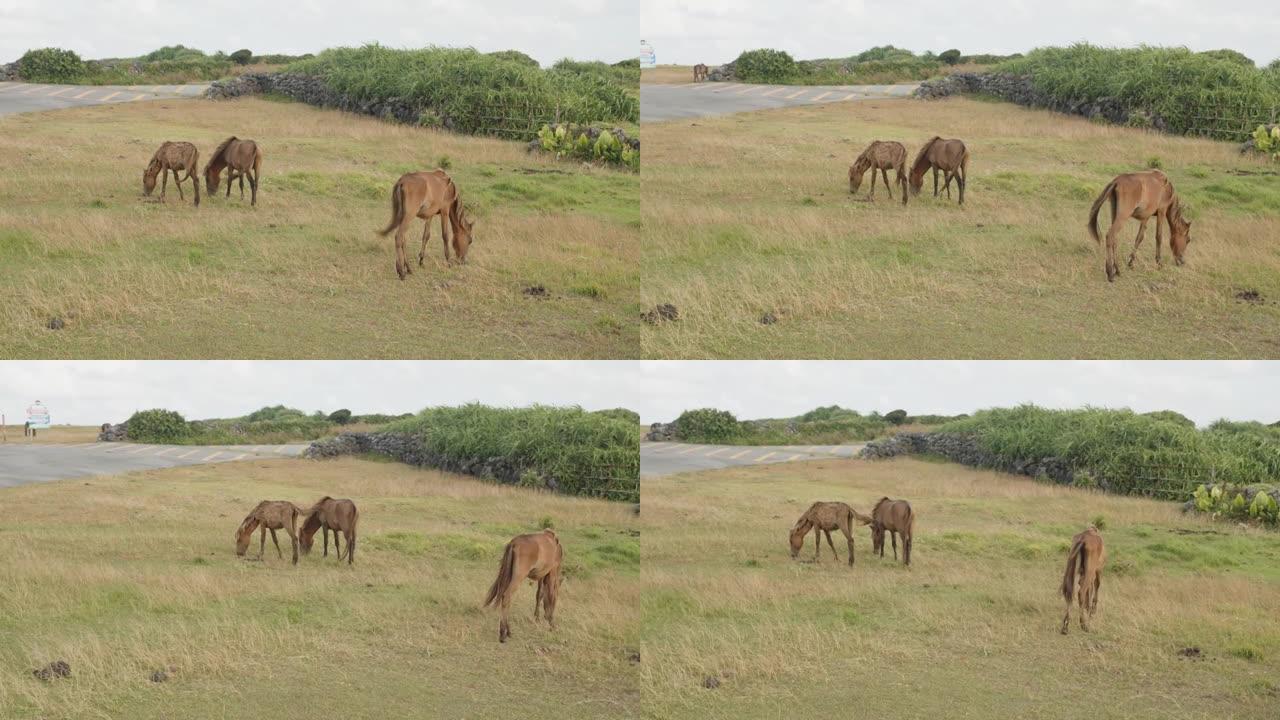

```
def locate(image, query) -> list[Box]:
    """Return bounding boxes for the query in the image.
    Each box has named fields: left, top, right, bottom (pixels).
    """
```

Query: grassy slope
left=0, top=97, right=638, bottom=358
left=641, top=96, right=1280, bottom=358
left=0, top=457, right=639, bottom=718
left=642, top=457, right=1280, bottom=719
left=0, top=426, right=99, bottom=444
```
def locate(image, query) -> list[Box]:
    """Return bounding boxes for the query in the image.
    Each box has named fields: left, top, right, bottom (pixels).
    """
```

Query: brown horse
left=203, top=136, right=263, bottom=206
left=869, top=497, right=915, bottom=565
left=299, top=496, right=359, bottom=565
left=1060, top=526, right=1105, bottom=634
left=483, top=529, right=563, bottom=643
left=849, top=140, right=908, bottom=204
left=234, top=500, right=303, bottom=565
left=788, top=501, right=872, bottom=566
left=143, top=141, right=200, bottom=206
left=378, top=170, right=475, bottom=280
left=909, top=137, right=968, bottom=204
left=1087, top=170, right=1192, bottom=282
left=693, top=63, right=709, bottom=82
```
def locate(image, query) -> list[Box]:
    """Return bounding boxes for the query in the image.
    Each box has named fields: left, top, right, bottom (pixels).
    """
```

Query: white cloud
left=642, top=0, right=1280, bottom=65
left=0, top=0, right=635, bottom=64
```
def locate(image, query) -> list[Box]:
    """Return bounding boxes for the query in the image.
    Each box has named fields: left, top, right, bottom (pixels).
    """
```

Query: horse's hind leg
left=881, top=168, right=893, bottom=199
left=891, top=531, right=898, bottom=560
left=932, top=167, right=939, bottom=197
left=394, top=225, right=410, bottom=280
left=544, top=571, right=559, bottom=628
left=1127, top=218, right=1149, bottom=269
left=173, top=170, right=184, bottom=201
left=269, top=528, right=283, bottom=559
left=823, top=529, right=839, bottom=561
left=534, top=576, right=544, bottom=620
left=1104, top=216, right=1128, bottom=282
left=417, top=216, right=433, bottom=267
left=1090, top=573, right=1101, bottom=615
left=1060, top=601, right=1072, bottom=634
left=286, top=524, right=298, bottom=565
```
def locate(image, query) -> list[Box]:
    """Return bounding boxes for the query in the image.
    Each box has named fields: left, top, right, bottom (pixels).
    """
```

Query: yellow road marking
left=785, top=89, right=807, bottom=99
left=154, top=448, right=176, bottom=457
left=203, top=451, right=222, bottom=462
left=812, top=91, right=834, bottom=102
left=71, top=88, right=95, bottom=99
left=129, top=93, right=146, bottom=101
left=729, top=449, right=753, bottom=460
left=704, top=448, right=730, bottom=458
left=755, top=451, right=777, bottom=462
left=735, top=85, right=765, bottom=95
left=231, top=453, right=248, bottom=461
left=177, top=448, right=199, bottom=459
left=679, top=445, right=705, bottom=454
left=46, top=87, right=75, bottom=97
left=840, top=93, right=857, bottom=101
left=100, top=91, right=122, bottom=102
left=787, top=454, right=805, bottom=461
left=761, top=87, right=788, bottom=97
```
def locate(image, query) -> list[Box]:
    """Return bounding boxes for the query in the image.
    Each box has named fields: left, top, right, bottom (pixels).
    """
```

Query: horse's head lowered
left=1169, top=201, right=1192, bottom=265
left=142, top=158, right=163, bottom=196
left=453, top=206, right=476, bottom=261
left=788, top=519, right=811, bottom=558
left=234, top=515, right=259, bottom=556
left=848, top=156, right=872, bottom=194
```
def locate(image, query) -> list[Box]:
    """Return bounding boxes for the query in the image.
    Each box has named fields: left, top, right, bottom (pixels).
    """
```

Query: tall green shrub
left=126, top=409, right=192, bottom=443
left=733, top=49, right=797, bottom=83
left=17, top=48, right=85, bottom=82
left=674, top=409, right=742, bottom=443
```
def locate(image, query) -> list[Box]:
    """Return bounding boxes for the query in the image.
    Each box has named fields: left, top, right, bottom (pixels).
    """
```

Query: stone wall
left=305, top=431, right=559, bottom=491
left=98, top=422, right=128, bottom=442
left=913, top=72, right=1170, bottom=132
left=0, top=62, right=18, bottom=81
left=860, top=431, right=1079, bottom=487
left=206, top=73, right=429, bottom=127
left=645, top=422, right=676, bottom=441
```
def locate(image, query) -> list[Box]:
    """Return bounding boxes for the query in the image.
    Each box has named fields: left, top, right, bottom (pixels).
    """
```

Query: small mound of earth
left=1177, top=646, right=1203, bottom=659
left=703, top=675, right=721, bottom=689
left=33, top=660, right=71, bottom=681
left=760, top=311, right=778, bottom=325
left=46, top=316, right=65, bottom=330
left=523, top=284, right=549, bottom=298
left=625, top=648, right=640, bottom=664
left=1235, top=289, right=1265, bottom=305
left=150, top=669, right=169, bottom=683
left=642, top=304, right=679, bottom=325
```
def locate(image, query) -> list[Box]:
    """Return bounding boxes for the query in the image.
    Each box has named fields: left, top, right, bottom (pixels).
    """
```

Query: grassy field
left=642, top=457, right=1280, bottom=719
left=642, top=66, right=696, bottom=84
left=641, top=96, right=1280, bottom=358
left=0, top=426, right=99, bottom=444
left=0, top=96, right=638, bottom=358
left=0, top=457, right=639, bottom=718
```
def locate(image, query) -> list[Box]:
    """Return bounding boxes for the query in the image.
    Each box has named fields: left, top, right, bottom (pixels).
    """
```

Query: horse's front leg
left=323, top=526, right=330, bottom=557
left=418, top=217, right=433, bottom=267
left=823, top=529, right=839, bottom=561
left=1127, top=218, right=1149, bottom=269
left=1155, top=210, right=1166, bottom=268
left=932, top=167, right=939, bottom=197
left=813, top=530, right=821, bottom=562
left=441, top=213, right=452, bottom=265
left=269, top=528, right=283, bottom=559
left=868, top=167, right=877, bottom=200
left=160, top=168, right=169, bottom=201
left=259, top=526, right=267, bottom=559
left=881, top=168, right=893, bottom=199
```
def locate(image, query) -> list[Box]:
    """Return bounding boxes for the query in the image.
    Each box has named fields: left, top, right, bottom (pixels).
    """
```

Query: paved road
left=0, top=81, right=210, bottom=116
left=641, top=81, right=919, bottom=122
left=0, top=442, right=309, bottom=487
left=641, top=441, right=864, bottom=477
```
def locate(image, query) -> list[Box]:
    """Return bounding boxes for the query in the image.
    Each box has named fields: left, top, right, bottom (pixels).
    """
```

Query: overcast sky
left=0, top=0, right=633, bottom=64
left=0, top=361, right=1274, bottom=428
left=643, top=0, right=1280, bottom=66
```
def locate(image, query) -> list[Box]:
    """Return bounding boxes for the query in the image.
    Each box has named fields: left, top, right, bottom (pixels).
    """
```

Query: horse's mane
left=909, top=137, right=941, bottom=178
left=204, top=136, right=238, bottom=173
left=872, top=496, right=891, bottom=515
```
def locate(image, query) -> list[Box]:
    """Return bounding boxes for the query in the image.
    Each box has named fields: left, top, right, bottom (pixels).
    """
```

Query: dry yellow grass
left=641, top=96, right=1280, bottom=358
left=0, top=97, right=638, bottom=358
left=642, top=457, right=1280, bottom=719
left=0, top=426, right=99, bottom=444
left=642, top=66, right=697, bottom=85
left=0, top=457, right=639, bottom=718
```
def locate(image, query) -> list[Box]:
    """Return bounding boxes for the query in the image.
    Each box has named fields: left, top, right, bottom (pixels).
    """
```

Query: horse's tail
left=379, top=179, right=405, bottom=236
left=1061, top=538, right=1085, bottom=603
left=484, top=541, right=517, bottom=608
left=253, top=145, right=263, bottom=179
left=1088, top=180, right=1117, bottom=244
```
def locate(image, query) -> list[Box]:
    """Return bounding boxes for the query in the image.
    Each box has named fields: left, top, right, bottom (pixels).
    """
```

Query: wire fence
left=470, top=101, right=561, bottom=139
left=1128, top=462, right=1223, bottom=500
left=1187, top=104, right=1279, bottom=142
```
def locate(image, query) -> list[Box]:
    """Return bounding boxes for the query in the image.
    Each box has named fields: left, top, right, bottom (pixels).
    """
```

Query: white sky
left=0, top=0, right=634, bottom=65
left=643, top=0, right=1280, bottom=66
left=0, top=361, right=1274, bottom=428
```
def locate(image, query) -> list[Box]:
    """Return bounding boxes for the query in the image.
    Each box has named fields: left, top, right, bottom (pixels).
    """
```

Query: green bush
left=551, top=58, right=639, bottom=91
left=674, top=409, right=742, bottom=443
left=536, top=124, right=638, bottom=170
left=141, top=45, right=206, bottom=62
left=488, top=50, right=540, bottom=68
left=1142, top=410, right=1196, bottom=428
left=386, top=404, right=637, bottom=501
left=1200, top=49, right=1255, bottom=67
left=288, top=45, right=637, bottom=140
left=230, top=49, right=253, bottom=65
left=1252, top=124, right=1280, bottom=161
left=327, top=409, right=353, bottom=425
left=17, top=47, right=85, bottom=82
left=733, top=48, right=798, bottom=83
left=885, top=409, right=909, bottom=425
left=126, top=409, right=192, bottom=443
left=593, top=408, right=640, bottom=424
left=939, top=49, right=962, bottom=66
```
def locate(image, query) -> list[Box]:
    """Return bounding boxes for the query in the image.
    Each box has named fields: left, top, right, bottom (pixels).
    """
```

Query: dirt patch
left=1177, top=646, right=1203, bottom=659
left=1234, top=289, right=1265, bottom=306
left=1170, top=528, right=1224, bottom=536
left=625, top=648, right=640, bottom=664
left=1227, top=168, right=1280, bottom=177
left=46, top=316, right=65, bottom=330
left=517, top=168, right=570, bottom=176
left=33, top=660, right=71, bottom=681
left=760, top=311, right=778, bottom=325
left=523, top=284, right=550, bottom=298
left=642, top=303, right=680, bottom=325
left=150, top=669, right=169, bottom=683
left=702, top=675, right=721, bottom=689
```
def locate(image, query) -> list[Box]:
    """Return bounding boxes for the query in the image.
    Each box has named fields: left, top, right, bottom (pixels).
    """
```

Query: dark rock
left=1235, top=289, right=1265, bottom=305
left=760, top=311, right=777, bottom=325
left=523, top=284, right=550, bottom=298
left=46, top=316, right=65, bottom=330
left=150, top=669, right=168, bottom=683
left=703, top=675, right=721, bottom=689
left=1177, top=646, right=1203, bottom=659
left=625, top=648, right=640, bottom=664
left=98, top=422, right=129, bottom=442
left=33, top=660, right=71, bottom=681
left=641, top=303, right=679, bottom=325
left=646, top=422, right=677, bottom=441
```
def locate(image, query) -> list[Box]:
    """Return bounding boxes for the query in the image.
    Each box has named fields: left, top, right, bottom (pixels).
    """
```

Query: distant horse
left=788, top=501, right=872, bottom=566
left=234, top=500, right=303, bottom=564
left=693, top=63, right=709, bottom=82
left=1087, top=170, right=1192, bottom=282
left=299, top=496, right=359, bottom=565
left=1060, top=526, right=1105, bottom=634
left=378, top=170, right=476, bottom=280
left=909, top=137, right=968, bottom=204
left=204, top=136, right=263, bottom=206
left=483, top=529, right=563, bottom=643
left=849, top=140, right=908, bottom=204
left=870, top=497, right=915, bottom=565
left=143, top=141, right=200, bottom=206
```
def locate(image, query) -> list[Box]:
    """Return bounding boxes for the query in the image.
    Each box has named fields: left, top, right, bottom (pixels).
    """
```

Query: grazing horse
left=1060, top=526, right=1105, bottom=634
left=849, top=140, right=908, bottom=204
left=483, top=529, right=563, bottom=643
left=378, top=170, right=475, bottom=280
left=869, top=497, right=915, bottom=565
left=299, top=496, right=359, bottom=565
left=693, top=63, right=709, bottom=82
left=203, top=136, right=263, bottom=206
left=1087, top=170, right=1192, bottom=282
left=788, top=501, right=872, bottom=566
left=909, top=137, right=969, bottom=205
left=143, top=141, right=200, bottom=206
left=234, top=500, right=303, bottom=565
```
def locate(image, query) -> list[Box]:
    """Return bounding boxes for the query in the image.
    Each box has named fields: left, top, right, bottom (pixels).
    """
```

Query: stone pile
left=860, top=431, right=1078, bottom=487
left=305, top=432, right=557, bottom=491
left=98, top=422, right=128, bottom=442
